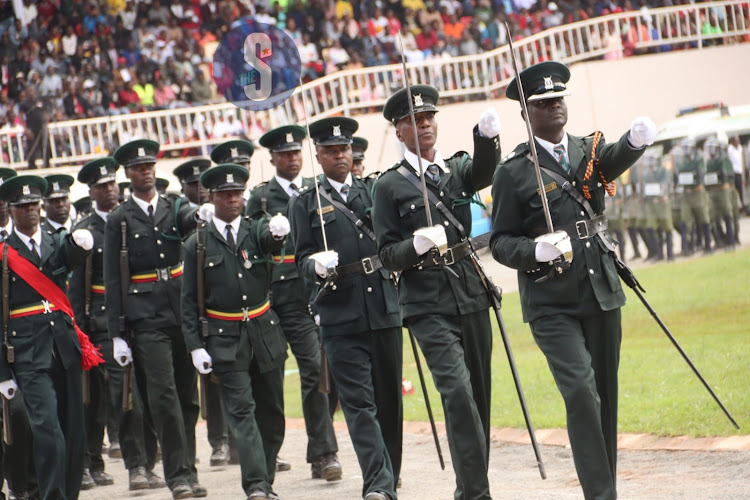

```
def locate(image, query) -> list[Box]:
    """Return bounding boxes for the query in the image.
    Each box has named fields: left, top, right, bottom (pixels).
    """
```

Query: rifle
left=195, top=217, right=209, bottom=421
left=119, top=221, right=132, bottom=411
left=2, top=243, right=12, bottom=445
left=82, top=253, right=93, bottom=406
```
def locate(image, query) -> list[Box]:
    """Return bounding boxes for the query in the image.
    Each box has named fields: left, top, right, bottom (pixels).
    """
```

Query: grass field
left=282, top=248, right=749, bottom=437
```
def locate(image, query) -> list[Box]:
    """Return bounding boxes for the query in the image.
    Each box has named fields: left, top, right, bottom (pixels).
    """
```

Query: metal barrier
left=1, top=0, right=747, bottom=170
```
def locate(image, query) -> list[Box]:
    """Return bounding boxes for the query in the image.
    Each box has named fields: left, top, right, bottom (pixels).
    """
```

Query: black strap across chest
left=317, top=188, right=376, bottom=242
left=396, top=165, right=467, bottom=238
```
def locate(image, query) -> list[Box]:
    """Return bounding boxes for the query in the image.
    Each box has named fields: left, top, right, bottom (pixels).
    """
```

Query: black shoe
left=8, top=491, right=29, bottom=500
left=91, top=470, right=114, bottom=486
left=364, top=492, right=389, bottom=500
left=171, top=483, right=193, bottom=499
left=276, top=455, right=291, bottom=472
left=81, top=468, right=96, bottom=490
left=210, top=443, right=230, bottom=466
left=147, top=469, right=166, bottom=489
left=247, top=489, right=268, bottom=500
left=191, top=482, right=208, bottom=497
left=108, top=440, right=122, bottom=458
left=311, top=453, right=342, bottom=481
left=128, top=467, right=150, bottom=491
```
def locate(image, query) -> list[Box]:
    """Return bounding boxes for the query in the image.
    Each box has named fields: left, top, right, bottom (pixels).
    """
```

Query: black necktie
left=29, top=239, right=40, bottom=260
left=225, top=226, right=235, bottom=251
left=289, top=182, right=299, bottom=197
left=339, top=184, right=349, bottom=200
left=147, top=204, right=154, bottom=220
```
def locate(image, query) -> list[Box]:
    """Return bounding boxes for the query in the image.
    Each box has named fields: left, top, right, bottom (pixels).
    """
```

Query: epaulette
left=71, top=214, right=92, bottom=230
left=498, top=142, right=530, bottom=166
left=251, top=180, right=269, bottom=192
left=446, top=150, right=470, bottom=162
left=365, top=171, right=382, bottom=180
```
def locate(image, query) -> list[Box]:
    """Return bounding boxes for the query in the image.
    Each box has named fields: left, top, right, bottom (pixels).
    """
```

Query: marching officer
left=104, top=139, right=205, bottom=499
left=351, top=136, right=369, bottom=178
left=173, top=158, right=235, bottom=467
left=0, top=168, right=18, bottom=237
left=0, top=174, right=100, bottom=500
left=674, top=138, right=712, bottom=254
left=182, top=164, right=290, bottom=500
left=291, top=117, right=403, bottom=500
left=490, top=61, right=656, bottom=500
left=70, top=157, right=165, bottom=491
left=247, top=124, right=341, bottom=480
left=704, top=136, right=736, bottom=249
left=372, top=85, right=501, bottom=500
left=41, top=174, right=75, bottom=235
left=641, top=152, right=674, bottom=260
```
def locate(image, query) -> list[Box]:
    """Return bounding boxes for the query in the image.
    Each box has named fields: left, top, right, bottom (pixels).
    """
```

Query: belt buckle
left=42, top=300, right=52, bottom=314
left=443, top=248, right=455, bottom=266
left=158, top=268, right=169, bottom=281
left=242, top=307, right=249, bottom=322
left=362, top=257, right=374, bottom=274
left=575, top=220, right=590, bottom=239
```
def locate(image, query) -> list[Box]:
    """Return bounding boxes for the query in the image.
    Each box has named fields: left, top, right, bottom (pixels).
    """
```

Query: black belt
left=419, top=238, right=475, bottom=268
left=530, top=214, right=608, bottom=240
left=335, top=255, right=383, bottom=278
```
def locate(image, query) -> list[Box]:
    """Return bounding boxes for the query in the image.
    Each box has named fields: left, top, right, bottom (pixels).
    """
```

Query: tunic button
left=270, top=321, right=275, bottom=325
left=238, top=273, right=243, bottom=278
left=462, top=192, right=467, bottom=196
left=209, top=263, right=214, bottom=267
left=444, top=221, right=449, bottom=226
left=159, top=253, right=165, bottom=258
left=11, top=332, right=15, bottom=336
left=589, top=269, right=595, bottom=275
left=440, top=191, right=444, bottom=196
left=134, top=290, right=138, bottom=293
left=359, top=234, right=363, bottom=239
left=101, top=306, right=105, bottom=311
left=410, top=204, right=415, bottom=210
left=97, top=248, right=103, bottom=253
left=154, top=226, right=158, bottom=231
left=586, top=242, right=591, bottom=248
left=332, top=285, right=337, bottom=290
left=597, top=182, right=602, bottom=187
left=218, top=328, right=223, bottom=333
left=367, top=287, right=372, bottom=292
left=134, top=234, right=139, bottom=239
left=242, top=295, right=247, bottom=300
left=580, top=211, right=585, bottom=216
left=417, top=266, right=423, bottom=270
left=572, top=181, right=577, bottom=186
left=50, top=321, right=54, bottom=326
left=157, top=240, right=162, bottom=245
left=280, top=276, right=285, bottom=280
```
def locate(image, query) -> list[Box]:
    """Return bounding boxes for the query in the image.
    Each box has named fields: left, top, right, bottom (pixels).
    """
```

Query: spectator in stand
left=416, top=24, right=439, bottom=55
left=39, top=64, right=63, bottom=97
left=335, top=0, right=354, bottom=20
left=365, top=42, right=390, bottom=67
left=120, top=39, right=140, bottom=68
left=299, top=32, right=323, bottom=81
left=458, top=27, right=481, bottom=56
left=117, top=77, right=142, bottom=112
left=369, top=7, right=389, bottom=40
left=211, top=113, right=231, bottom=140
left=419, top=2, right=444, bottom=33
left=21, top=0, right=38, bottom=28
left=63, top=81, right=92, bottom=119
left=62, top=25, right=77, bottom=59
left=153, top=78, right=177, bottom=110
left=543, top=2, right=564, bottom=29
left=132, top=73, right=155, bottom=111
left=324, top=39, right=350, bottom=74
left=395, top=25, right=424, bottom=62
left=148, top=0, right=172, bottom=26
left=190, top=69, right=212, bottom=105
left=225, top=113, right=244, bottom=138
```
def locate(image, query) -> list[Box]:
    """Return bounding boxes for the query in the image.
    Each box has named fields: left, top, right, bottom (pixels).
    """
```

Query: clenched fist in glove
left=113, top=337, right=132, bottom=367
left=310, top=250, right=339, bottom=278
left=413, top=225, right=447, bottom=255
left=198, top=203, right=215, bottom=223
left=269, top=214, right=291, bottom=239
left=628, top=117, right=657, bottom=149
left=191, top=348, right=213, bottom=374
left=478, top=107, right=502, bottom=138
left=72, top=229, right=94, bottom=250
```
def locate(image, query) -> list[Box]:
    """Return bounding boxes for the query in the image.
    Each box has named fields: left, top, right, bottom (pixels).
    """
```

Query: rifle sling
left=396, top=165, right=467, bottom=238
left=318, top=189, right=376, bottom=242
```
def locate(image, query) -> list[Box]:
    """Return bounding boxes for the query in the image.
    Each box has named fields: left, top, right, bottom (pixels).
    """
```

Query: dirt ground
left=77, top=417, right=750, bottom=500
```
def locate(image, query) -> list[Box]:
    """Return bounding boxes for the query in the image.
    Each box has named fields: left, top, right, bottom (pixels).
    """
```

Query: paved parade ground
left=79, top=417, right=750, bottom=500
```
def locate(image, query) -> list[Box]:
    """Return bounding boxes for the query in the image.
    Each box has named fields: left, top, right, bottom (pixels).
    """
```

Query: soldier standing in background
left=71, top=157, right=165, bottom=492
left=704, top=136, right=736, bottom=250
left=41, top=174, right=75, bottom=235
left=247, top=125, right=341, bottom=481
left=674, top=139, right=712, bottom=254
left=182, top=163, right=291, bottom=500
left=0, top=168, right=18, bottom=238
left=291, top=117, right=403, bottom=500
left=642, top=152, right=674, bottom=261
left=104, top=139, right=205, bottom=499
left=351, top=136, right=369, bottom=178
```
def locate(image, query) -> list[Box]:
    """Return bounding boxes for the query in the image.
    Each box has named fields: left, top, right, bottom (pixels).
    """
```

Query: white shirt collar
left=327, top=174, right=353, bottom=200
left=94, top=207, right=109, bottom=222
left=403, top=148, right=446, bottom=175
left=14, top=226, right=42, bottom=255
left=131, top=193, right=159, bottom=216
left=47, top=218, right=72, bottom=232
left=536, top=132, right=569, bottom=161
left=275, top=174, right=304, bottom=197
left=212, top=215, right=241, bottom=243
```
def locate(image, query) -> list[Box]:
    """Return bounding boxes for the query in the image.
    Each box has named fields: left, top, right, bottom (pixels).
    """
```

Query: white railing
left=2, top=0, right=747, bottom=170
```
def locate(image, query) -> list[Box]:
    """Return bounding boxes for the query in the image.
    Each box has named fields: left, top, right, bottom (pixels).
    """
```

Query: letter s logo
left=243, top=33, right=272, bottom=101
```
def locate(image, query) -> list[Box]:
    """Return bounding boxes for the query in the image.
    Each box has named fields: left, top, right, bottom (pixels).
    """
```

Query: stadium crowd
left=0, top=0, right=748, bottom=167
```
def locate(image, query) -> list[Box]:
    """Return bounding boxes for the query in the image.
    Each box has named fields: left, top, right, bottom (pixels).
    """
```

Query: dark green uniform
left=491, top=129, right=644, bottom=500
left=642, top=155, right=674, bottom=260
left=291, top=172, right=403, bottom=500
left=182, top=192, right=287, bottom=496
left=103, top=188, right=200, bottom=491
left=373, top=130, right=498, bottom=500
left=247, top=176, right=338, bottom=464
left=705, top=147, right=736, bottom=247
left=70, top=209, right=158, bottom=478
left=0, top=175, right=91, bottom=500
left=675, top=146, right=712, bottom=252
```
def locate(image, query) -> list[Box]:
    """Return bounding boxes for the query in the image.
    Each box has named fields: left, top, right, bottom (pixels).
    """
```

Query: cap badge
left=53, top=182, right=60, bottom=191
left=413, top=94, right=423, bottom=106
left=138, top=147, right=145, bottom=157
left=544, top=76, right=553, bottom=90
left=286, top=132, right=293, bottom=143
left=230, top=147, right=239, bottom=158
left=226, top=173, right=234, bottom=183
left=193, top=166, right=200, bottom=176
left=22, top=185, right=30, bottom=195
left=0, top=179, right=4, bottom=187
left=99, top=165, right=108, bottom=175
left=332, top=125, right=341, bottom=137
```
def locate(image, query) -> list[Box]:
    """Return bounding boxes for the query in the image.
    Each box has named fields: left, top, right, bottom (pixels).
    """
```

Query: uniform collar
left=14, top=226, right=42, bottom=252
left=131, top=192, right=159, bottom=216
left=46, top=218, right=72, bottom=232
left=275, top=173, right=304, bottom=196
left=212, top=215, right=241, bottom=242
left=535, top=131, right=569, bottom=160
left=94, top=207, right=109, bottom=222
left=327, top=173, right=353, bottom=198
left=403, top=148, right=446, bottom=174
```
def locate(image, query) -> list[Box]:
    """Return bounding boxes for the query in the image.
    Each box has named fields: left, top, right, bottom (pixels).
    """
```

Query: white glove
left=198, top=203, right=215, bottom=223
left=191, top=348, right=213, bottom=374
left=0, top=379, right=17, bottom=400
left=72, top=229, right=94, bottom=250
left=478, top=107, right=502, bottom=138
left=310, top=250, right=339, bottom=278
left=113, top=337, right=133, bottom=367
left=628, top=116, right=657, bottom=149
left=413, top=225, right=447, bottom=255
left=268, top=214, right=290, bottom=239
left=314, top=314, right=320, bottom=326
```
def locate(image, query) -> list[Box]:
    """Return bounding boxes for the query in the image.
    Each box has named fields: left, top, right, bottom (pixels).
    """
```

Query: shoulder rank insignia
left=537, top=182, right=558, bottom=196
left=316, top=205, right=334, bottom=215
